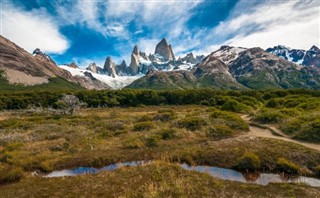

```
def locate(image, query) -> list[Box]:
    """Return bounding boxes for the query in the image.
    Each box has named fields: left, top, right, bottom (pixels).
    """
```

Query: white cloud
left=1, top=3, right=69, bottom=54
left=210, top=0, right=320, bottom=50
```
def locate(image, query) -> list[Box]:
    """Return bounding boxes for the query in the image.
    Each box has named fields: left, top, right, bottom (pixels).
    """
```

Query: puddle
left=45, top=161, right=150, bottom=178
left=44, top=161, right=320, bottom=187
left=180, top=164, right=320, bottom=187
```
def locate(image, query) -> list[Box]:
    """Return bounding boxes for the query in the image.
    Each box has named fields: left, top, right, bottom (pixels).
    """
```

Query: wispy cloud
left=206, top=0, right=320, bottom=50
left=1, top=2, right=69, bottom=54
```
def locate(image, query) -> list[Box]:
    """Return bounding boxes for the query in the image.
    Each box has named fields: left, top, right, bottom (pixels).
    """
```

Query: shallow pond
left=44, top=161, right=320, bottom=187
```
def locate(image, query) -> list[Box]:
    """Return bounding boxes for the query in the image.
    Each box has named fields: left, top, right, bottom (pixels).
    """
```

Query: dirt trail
left=241, top=115, right=320, bottom=152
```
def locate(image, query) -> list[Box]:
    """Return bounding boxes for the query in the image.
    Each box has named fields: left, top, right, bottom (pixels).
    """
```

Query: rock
left=267, top=45, right=320, bottom=67
left=68, top=62, right=79, bottom=69
left=103, top=56, right=117, bottom=77
left=115, top=60, right=127, bottom=75
left=129, top=53, right=140, bottom=75
left=133, top=45, right=139, bottom=56
left=155, top=38, right=175, bottom=61
left=86, top=63, right=103, bottom=73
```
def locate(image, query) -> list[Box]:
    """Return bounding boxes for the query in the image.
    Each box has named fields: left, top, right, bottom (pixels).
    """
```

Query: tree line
left=0, top=89, right=319, bottom=110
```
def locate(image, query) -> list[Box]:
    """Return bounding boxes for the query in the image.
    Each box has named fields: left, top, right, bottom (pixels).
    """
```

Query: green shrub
left=280, top=119, right=302, bottom=135
left=137, top=115, right=153, bottom=122
left=145, top=136, right=158, bottom=147
left=221, top=99, right=249, bottom=113
left=122, top=135, right=144, bottom=149
left=177, top=117, right=207, bottom=131
left=0, top=165, right=23, bottom=183
left=210, top=111, right=249, bottom=130
left=265, top=98, right=285, bottom=108
left=4, top=142, right=24, bottom=151
left=294, top=119, right=320, bottom=142
left=200, top=100, right=210, bottom=106
left=133, top=122, right=155, bottom=131
left=235, top=152, right=260, bottom=171
left=206, top=125, right=234, bottom=140
left=252, top=110, right=286, bottom=124
left=153, top=113, right=175, bottom=122
left=160, top=129, right=177, bottom=140
left=276, top=158, right=300, bottom=174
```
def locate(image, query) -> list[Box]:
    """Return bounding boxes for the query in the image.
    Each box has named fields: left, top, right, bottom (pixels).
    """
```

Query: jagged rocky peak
left=133, top=45, right=139, bottom=56
left=115, top=60, right=127, bottom=75
left=182, top=52, right=196, bottom=63
left=309, top=45, right=320, bottom=52
left=155, top=38, right=175, bottom=61
left=32, top=48, right=55, bottom=63
left=86, top=62, right=103, bottom=73
left=130, top=53, right=140, bottom=75
left=68, top=62, right=79, bottom=69
left=104, top=56, right=116, bottom=77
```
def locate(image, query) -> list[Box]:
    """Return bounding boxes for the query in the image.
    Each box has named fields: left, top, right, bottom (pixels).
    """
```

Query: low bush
left=177, top=117, right=207, bottom=131
left=122, top=135, right=144, bottom=149
left=137, top=115, right=153, bottom=122
left=0, top=165, right=23, bottom=183
left=153, top=112, right=175, bottom=122
left=145, top=136, right=158, bottom=147
left=280, top=119, right=302, bottom=135
left=206, top=125, right=234, bottom=140
left=294, top=119, right=320, bottom=142
left=160, top=129, right=177, bottom=140
left=221, top=99, right=250, bottom=113
left=210, top=111, right=249, bottom=130
left=235, top=152, right=260, bottom=171
left=133, top=122, right=155, bottom=131
left=276, top=158, right=300, bottom=174
left=252, top=110, right=286, bottom=124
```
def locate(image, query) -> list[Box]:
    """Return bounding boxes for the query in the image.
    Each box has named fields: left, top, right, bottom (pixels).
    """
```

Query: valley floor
left=0, top=106, right=319, bottom=197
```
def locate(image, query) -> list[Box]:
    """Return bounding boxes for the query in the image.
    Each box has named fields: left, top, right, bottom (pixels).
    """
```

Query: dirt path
left=241, top=115, right=320, bottom=152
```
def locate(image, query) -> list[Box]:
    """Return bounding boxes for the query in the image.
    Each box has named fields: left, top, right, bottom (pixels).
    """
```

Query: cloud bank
left=1, top=2, right=69, bottom=54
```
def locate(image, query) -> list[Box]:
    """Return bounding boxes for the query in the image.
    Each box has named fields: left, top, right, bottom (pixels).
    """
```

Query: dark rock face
left=155, top=38, right=175, bottom=61
left=129, top=53, right=140, bottom=75
left=266, top=45, right=320, bottom=67
left=68, top=62, right=79, bottom=69
left=103, top=56, right=117, bottom=77
left=116, top=60, right=127, bottom=75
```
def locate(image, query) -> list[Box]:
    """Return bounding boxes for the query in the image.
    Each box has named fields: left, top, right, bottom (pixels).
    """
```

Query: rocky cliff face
left=155, top=38, right=175, bottom=61
left=103, top=57, right=117, bottom=77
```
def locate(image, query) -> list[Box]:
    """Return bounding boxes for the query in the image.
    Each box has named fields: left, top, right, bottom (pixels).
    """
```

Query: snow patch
left=59, top=66, right=143, bottom=89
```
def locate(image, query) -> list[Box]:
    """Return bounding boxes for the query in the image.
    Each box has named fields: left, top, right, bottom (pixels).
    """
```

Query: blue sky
left=1, top=0, right=319, bottom=68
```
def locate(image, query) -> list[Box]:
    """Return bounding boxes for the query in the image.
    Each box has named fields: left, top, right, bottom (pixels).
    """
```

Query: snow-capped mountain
left=210, top=45, right=247, bottom=65
left=61, top=38, right=205, bottom=89
left=266, top=45, right=320, bottom=67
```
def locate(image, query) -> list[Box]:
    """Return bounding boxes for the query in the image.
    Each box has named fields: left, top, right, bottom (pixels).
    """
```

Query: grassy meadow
left=0, top=89, right=320, bottom=197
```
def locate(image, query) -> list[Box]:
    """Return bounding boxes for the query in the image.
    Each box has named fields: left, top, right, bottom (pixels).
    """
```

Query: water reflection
left=180, top=164, right=320, bottom=187
left=45, top=161, right=150, bottom=178
left=44, top=161, right=320, bottom=187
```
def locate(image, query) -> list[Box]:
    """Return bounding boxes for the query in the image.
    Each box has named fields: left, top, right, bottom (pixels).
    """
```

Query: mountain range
left=1, top=34, right=320, bottom=90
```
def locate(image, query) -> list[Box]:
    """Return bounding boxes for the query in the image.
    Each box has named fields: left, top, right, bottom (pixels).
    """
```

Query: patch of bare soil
left=3, top=68, right=48, bottom=85
left=241, top=115, right=320, bottom=152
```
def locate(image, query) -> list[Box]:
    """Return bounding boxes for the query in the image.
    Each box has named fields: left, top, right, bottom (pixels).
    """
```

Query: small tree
left=56, top=94, right=85, bottom=115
